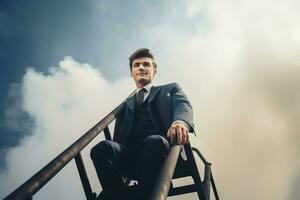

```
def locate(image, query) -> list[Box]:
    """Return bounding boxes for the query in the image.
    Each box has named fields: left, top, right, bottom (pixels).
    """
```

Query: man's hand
left=167, top=122, right=189, bottom=145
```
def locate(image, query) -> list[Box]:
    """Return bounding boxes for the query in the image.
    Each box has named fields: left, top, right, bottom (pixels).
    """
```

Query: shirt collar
left=137, top=82, right=153, bottom=93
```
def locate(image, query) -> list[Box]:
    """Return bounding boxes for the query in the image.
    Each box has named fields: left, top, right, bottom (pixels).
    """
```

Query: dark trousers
left=90, top=135, right=170, bottom=199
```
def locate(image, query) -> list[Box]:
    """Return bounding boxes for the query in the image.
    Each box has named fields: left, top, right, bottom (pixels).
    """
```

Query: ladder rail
left=150, top=144, right=183, bottom=200
left=192, top=147, right=220, bottom=200
left=3, top=89, right=219, bottom=200
left=3, top=99, right=127, bottom=200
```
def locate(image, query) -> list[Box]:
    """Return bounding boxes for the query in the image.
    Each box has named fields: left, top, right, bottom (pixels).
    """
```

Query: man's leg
left=139, top=135, right=170, bottom=198
left=90, top=140, right=132, bottom=198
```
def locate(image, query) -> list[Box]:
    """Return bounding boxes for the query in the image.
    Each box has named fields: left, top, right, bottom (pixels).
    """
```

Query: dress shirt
left=136, top=83, right=153, bottom=102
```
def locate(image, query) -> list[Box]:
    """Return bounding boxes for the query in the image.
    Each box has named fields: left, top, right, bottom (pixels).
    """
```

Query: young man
left=91, top=48, right=193, bottom=200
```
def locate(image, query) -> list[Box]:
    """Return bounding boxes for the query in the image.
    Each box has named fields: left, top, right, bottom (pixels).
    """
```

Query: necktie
left=136, top=88, right=146, bottom=105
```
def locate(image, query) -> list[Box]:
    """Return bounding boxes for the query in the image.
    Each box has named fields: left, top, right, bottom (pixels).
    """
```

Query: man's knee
left=90, top=140, right=114, bottom=161
left=142, top=135, right=169, bottom=153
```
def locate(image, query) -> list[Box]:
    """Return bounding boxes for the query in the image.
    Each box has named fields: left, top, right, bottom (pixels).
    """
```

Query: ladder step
left=168, top=184, right=198, bottom=196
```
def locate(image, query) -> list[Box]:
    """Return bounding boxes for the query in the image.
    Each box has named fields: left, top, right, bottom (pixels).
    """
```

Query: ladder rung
left=168, top=184, right=198, bottom=196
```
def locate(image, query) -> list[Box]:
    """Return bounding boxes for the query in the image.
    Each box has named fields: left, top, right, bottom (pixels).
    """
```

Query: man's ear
left=130, top=68, right=133, bottom=77
left=154, top=67, right=157, bottom=74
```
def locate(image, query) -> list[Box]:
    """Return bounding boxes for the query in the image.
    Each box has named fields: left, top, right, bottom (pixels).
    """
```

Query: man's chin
left=138, top=79, right=151, bottom=86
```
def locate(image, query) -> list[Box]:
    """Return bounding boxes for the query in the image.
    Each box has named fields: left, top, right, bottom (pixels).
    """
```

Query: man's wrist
left=172, top=120, right=189, bottom=131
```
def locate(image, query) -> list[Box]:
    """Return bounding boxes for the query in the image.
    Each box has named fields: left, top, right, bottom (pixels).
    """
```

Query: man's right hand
left=167, top=122, right=189, bottom=145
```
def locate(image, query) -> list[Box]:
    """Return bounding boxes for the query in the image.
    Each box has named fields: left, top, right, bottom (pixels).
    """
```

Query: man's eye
left=143, top=63, right=150, bottom=67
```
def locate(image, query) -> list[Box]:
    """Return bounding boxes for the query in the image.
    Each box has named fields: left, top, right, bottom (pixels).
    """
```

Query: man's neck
left=136, top=82, right=153, bottom=92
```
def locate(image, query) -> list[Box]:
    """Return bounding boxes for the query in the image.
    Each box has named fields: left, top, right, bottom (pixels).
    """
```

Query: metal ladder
left=3, top=95, right=219, bottom=200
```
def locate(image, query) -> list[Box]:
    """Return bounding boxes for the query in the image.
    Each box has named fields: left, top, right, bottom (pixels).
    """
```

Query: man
left=91, top=48, right=194, bottom=200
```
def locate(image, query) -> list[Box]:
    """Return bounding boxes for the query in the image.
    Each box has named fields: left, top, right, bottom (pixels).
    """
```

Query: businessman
left=91, top=48, right=194, bottom=200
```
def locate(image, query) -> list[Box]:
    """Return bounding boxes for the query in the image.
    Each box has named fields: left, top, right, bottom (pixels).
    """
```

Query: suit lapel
left=118, top=93, right=135, bottom=143
left=125, top=85, right=160, bottom=112
left=148, top=86, right=161, bottom=104
left=126, top=92, right=136, bottom=111
left=147, top=86, right=162, bottom=133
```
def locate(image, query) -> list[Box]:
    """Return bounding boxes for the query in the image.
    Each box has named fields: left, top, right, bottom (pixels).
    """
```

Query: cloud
left=1, top=0, right=300, bottom=200
left=141, top=0, right=300, bottom=199
left=0, top=57, right=133, bottom=199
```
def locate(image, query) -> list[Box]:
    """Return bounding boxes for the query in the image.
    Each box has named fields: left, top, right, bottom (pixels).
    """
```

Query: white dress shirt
left=136, top=83, right=153, bottom=102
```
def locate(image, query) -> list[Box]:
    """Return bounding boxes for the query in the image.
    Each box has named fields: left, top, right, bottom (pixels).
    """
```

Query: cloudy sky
left=1, top=0, right=300, bottom=199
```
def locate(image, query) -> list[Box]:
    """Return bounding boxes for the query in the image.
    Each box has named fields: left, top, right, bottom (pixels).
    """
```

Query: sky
left=0, top=0, right=300, bottom=199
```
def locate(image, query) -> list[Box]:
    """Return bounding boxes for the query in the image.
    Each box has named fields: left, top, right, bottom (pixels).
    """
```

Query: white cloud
left=0, top=57, right=133, bottom=199
left=2, top=0, right=300, bottom=199
left=185, top=0, right=208, bottom=19
left=147, top=0, right=300, bottom=199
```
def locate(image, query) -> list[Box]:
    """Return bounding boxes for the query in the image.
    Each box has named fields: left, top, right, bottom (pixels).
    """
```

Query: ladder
left=3, top=95, right=219, bottom=200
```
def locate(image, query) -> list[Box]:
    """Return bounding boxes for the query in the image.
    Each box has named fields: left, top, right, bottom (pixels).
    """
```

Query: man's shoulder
left=157, top=82, right=181, bottom=90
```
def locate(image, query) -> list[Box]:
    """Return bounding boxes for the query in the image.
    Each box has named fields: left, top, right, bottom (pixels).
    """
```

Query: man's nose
left=138, top=64, right=145, bottom=69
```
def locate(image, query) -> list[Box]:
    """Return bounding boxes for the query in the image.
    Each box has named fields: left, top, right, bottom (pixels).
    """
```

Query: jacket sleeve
left=171, top=83, right=194, bottom=132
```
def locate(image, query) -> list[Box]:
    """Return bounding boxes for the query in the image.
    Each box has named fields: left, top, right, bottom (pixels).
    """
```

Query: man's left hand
left=167, top=122, right=189, bottom=145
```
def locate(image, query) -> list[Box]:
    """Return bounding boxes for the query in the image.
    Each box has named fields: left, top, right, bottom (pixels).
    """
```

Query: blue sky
left=0, top=0, right=169, bottom=154
left=0, top=0, right=92, bottom=151
left=1, top=0, right=300, bottom=199
left=0, top=0, right=209, bottom=161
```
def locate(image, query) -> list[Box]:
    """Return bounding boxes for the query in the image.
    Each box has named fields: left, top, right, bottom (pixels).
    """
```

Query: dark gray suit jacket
left=113, top=82, right=194, bottom=144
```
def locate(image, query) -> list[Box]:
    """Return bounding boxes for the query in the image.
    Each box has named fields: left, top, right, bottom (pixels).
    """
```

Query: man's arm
left=167, top=83, right=194, bottom=145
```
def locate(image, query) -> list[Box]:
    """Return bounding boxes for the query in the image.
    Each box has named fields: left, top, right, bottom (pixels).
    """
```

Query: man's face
left=131, top=57, right=157, bottom=88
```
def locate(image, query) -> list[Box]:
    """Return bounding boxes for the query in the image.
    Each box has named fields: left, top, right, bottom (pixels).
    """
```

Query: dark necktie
left=136, top=88, right=146, bottom=105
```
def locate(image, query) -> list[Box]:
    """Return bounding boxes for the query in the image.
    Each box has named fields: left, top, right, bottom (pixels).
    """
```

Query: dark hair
left=129, top=48, right=157, bottom=69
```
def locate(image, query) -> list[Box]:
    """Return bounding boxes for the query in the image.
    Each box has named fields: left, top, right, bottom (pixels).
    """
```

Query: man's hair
left=129, top=48, right=157, bottom=69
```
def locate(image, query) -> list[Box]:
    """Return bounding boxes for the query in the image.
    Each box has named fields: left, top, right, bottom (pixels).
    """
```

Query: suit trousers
left=90, top=135, right=170, bottom=199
